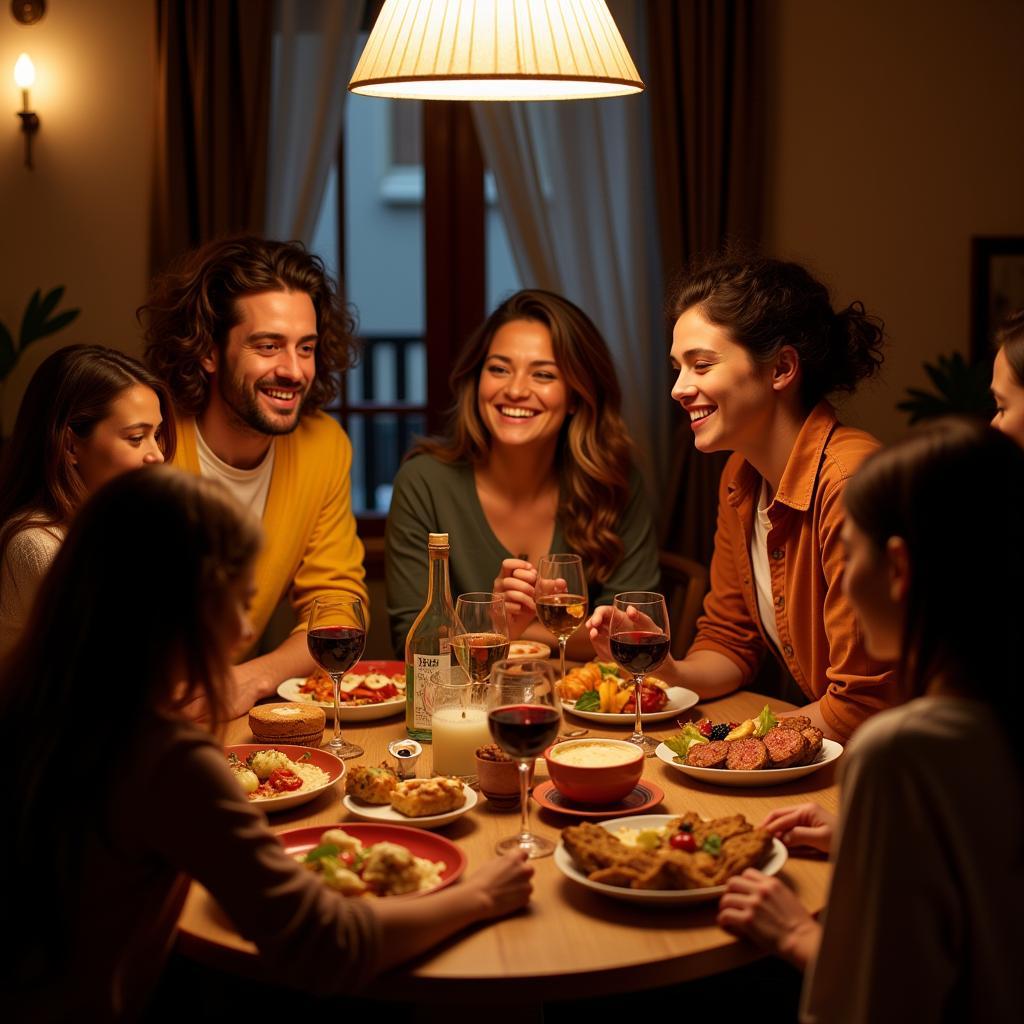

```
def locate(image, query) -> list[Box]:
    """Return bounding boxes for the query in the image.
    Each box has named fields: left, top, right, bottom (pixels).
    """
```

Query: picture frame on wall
left=971, top=236, right=1024, bottom=363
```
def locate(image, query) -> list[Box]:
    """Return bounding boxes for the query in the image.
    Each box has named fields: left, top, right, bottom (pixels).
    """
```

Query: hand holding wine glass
left=609, top=592, right=670, bottom=755
left=306, top=595, right=366, bottom=758
left=487, top=659, right=561, bottom=858
left=536, top=554, right=587, bottom=687
left=453, top=592, right=510, bottom=683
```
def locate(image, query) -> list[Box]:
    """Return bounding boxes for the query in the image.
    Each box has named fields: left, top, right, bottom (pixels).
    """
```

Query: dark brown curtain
left=648, top=1, right=767, bottom=564
left=150, top=1, right=274, bottom=275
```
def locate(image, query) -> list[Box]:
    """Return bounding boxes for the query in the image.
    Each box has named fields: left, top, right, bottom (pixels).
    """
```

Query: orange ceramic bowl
left=543, top=739, right=644, bottom=805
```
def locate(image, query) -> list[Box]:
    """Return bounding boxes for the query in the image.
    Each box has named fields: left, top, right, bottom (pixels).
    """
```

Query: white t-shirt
left=194, top=425, right=275, bottom=519
left=750, top=478, right=782, bottom=651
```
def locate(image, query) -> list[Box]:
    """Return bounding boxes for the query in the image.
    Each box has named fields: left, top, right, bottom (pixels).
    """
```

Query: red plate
left=532, top=778, right=665, bottom=819
left=279, top=822, right=466, bottom=897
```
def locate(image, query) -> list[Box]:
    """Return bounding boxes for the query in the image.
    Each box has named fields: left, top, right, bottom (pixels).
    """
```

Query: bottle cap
left=428, top=532, right=449, bottom=546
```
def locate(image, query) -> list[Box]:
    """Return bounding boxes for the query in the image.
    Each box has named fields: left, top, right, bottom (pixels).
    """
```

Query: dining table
left=176, top=689, right=839, bottom=1005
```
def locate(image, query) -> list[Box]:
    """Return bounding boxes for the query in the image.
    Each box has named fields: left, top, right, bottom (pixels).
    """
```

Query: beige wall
left=0, top=0, right=154, bottom=434
left=765, top=0, right=1024, bottom=442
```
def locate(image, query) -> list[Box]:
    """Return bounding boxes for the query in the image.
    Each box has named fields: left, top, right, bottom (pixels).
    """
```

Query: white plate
left=554, top=813, right=788, bottom=904
left=562, top=686, right=700, bottom=724
left=226, top=744, right=345, bottom=813
left=507, top=640, right=552, bottom=661
left=655, top=738, right=843, bottom=787
left=342, top=783, right=478, bottom=829
left=278, top=677, right=405, bottom=721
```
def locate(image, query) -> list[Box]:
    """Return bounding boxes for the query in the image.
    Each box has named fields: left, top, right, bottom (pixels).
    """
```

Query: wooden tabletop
left=177, top=690, right=838, bottom=1002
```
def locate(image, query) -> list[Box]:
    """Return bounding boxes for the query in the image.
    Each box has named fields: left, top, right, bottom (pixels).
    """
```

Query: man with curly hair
left=141, top=236, right=367, bottom=713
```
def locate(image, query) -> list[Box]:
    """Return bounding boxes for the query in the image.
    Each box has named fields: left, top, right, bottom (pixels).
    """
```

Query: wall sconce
left=14, top=52, right=39, bottom=169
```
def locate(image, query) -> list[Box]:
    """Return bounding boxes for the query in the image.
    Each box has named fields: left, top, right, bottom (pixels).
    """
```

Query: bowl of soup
left=543, top=739, right=644, bottom=804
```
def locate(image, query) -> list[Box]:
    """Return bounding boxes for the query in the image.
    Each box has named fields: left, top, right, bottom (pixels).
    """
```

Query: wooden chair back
left=658, top=550, right=710, bottom=658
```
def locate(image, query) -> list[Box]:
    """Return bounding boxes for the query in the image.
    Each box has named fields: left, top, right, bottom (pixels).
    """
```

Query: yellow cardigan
left=173, top=414, right=368, bottom=650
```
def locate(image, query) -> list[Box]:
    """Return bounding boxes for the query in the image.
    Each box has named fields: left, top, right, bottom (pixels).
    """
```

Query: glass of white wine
left=453, top=592, right=510, bottom=683
left=536, top=554, right=588, bottom=688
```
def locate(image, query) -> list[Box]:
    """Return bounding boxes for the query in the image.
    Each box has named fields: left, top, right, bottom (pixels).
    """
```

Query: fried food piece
left=800, top=726, right=823, bottom=764
left=726, top=737, right=768, bottom=771
left=778, top=715, right=812, bottom=732
left=345, top=764, right=399, bottom=804
left=685, top=739, right=730, bottom=768
left=562, top=822, right=632, bottom=874
left=589, top=865, right=644, bottom=887
left=763, top=726, right=809, bottom=767
left=558, top=662, right=603, bottom=701
left=388, top=776, right=465, bottom=817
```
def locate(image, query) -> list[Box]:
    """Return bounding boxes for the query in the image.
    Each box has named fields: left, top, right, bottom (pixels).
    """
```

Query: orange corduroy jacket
left=688, top=402, right=907, bottom=742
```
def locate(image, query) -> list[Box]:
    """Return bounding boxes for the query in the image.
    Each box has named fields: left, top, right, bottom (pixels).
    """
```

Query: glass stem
left=332, top=673, right=343, bottom=745
left=632, top=672, right=645, bottom=741
left=517, top=758, right=531, bottom=843
left=558, top=637, right=568, bottom=686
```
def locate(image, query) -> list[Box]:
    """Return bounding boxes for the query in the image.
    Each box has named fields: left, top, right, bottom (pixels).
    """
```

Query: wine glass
left=487, top=659, right=561, bottom=858
left=306, top=595, right=366, bottom=759
left=609, top=592, right=670, bottom=755
left=536, top=554, right=588, bottom=688
left=453, top=592, right=510, bottom=683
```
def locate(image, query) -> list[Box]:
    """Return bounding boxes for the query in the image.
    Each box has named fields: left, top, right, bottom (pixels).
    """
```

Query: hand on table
left=465, top=850, right=534, bottom=920
left=716, top=868, right=820, bottom=970
left=760, top=802, right=835, bottom=854
left=493, top=559, right=540, bottom=640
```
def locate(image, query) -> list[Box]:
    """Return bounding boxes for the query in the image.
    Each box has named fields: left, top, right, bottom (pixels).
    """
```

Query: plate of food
left=278, top=660, right=406, bottom=720
left=554, top=812, right=787, bottom=904
left=557, top=660, right=698, bottom=723
left=507, top=639, right=552, bottom=661
left=655, top=707, right=843, bottom=787
left=225, top=744, right=344, bottom=812
left=283, top=822, right=466, bottom=898
left=342, top=764, right=477, bottom=829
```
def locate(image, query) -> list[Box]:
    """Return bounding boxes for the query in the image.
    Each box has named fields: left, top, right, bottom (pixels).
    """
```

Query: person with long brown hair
left=141, top=235, right=367, bottom=713
left=385, top=289, right=659, bottom=657
left=589, top=254, right=905, bottom=743
left=991, top=307, right=1024, bottom=447
left=0, top=344, right=175, bottom=657
left=0, top=467, right=533, bottom=1020
left=716, top=420, right=1024, bottom=1022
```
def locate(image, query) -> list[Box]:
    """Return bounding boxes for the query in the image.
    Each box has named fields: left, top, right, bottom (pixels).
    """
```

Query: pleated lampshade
left=349, top=0, right=644, bottom=101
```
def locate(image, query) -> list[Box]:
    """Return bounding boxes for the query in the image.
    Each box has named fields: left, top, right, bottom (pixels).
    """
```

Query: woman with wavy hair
left=589, top=254, right=906, bottom=743
left=386, top=289, right=659, bottom=656
left=0, top=344, right=175, bottom=657
left=1, top=467, right=532, bottom=1020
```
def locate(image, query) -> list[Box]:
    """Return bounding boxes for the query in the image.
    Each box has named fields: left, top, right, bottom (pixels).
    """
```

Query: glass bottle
left=404, top=532, right=455, bottom=741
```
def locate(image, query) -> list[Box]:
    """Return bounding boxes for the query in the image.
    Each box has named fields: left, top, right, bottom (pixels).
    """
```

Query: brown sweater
left=688, top=402, right=908, bottom=741
left=7, top=715, right=382, bottom=1021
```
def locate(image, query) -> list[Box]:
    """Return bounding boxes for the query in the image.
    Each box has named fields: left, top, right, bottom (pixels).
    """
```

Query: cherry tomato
left=268, top=768, right=303, bottom=792
left=697, top=719, right=713, bottom=737
left=340, top=851, right=355, bottom=866
left=670, top=831, right=697, bottom=852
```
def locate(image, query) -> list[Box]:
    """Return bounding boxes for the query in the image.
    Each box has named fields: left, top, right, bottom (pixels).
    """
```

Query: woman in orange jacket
left=590, top=254, right=907, bottom=743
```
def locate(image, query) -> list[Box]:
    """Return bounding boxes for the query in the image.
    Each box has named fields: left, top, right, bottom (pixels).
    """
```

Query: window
left=310, top=55, right=520, bottom=522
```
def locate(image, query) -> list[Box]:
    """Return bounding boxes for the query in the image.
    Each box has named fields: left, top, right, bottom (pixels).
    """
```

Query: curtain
left=264, top=0, right=363, bottom=245
left=151, top=0, right=274, bottom=275
left=471, top=0, right=669, bottom=488
left=648, top=0, right=766, bottom=563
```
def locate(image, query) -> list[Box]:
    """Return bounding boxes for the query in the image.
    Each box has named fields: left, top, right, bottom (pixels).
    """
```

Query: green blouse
left=384, top=455, right=661, bottom=657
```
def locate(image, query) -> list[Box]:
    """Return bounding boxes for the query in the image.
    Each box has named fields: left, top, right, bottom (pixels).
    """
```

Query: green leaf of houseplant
left=19, top=287, right=43, bottom=347
left=0, top=321, right=15, bottom=379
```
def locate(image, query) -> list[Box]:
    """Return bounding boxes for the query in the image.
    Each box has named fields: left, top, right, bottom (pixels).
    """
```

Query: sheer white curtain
left=264, top=0, right=362, bottom=244
left=471, top=0, right=668, bottom=484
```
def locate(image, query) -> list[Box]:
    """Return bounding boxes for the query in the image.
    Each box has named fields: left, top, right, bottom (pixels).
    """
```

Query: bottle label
left=411, top=652, right=450, bottom=731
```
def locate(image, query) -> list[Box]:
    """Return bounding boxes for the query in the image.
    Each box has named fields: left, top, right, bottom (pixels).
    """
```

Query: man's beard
left=219, top=372, right=308, bottom=436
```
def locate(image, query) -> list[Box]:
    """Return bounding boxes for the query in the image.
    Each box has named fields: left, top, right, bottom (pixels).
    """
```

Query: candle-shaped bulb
left=14, top=53, right=35, bottom=90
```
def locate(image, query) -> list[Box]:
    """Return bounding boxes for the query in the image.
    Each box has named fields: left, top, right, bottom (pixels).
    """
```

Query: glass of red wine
left=487, top=658, right=561, bottom=858
left=306, top=595, right=366, bottom=759
left=609, top=592, right=670, bottom=755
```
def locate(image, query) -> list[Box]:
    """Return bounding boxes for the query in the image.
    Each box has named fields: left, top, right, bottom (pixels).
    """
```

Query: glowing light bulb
left=14, top=53, right=36, bottom=90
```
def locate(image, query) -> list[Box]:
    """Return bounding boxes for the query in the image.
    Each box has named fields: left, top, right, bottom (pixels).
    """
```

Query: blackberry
left=710, top=723, right=731, bottom=741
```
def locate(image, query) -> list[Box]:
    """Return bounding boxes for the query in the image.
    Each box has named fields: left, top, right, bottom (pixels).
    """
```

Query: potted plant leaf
left=0, top=286, right=81, bottom=438
left=896, top=351, right=994, bottom=424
